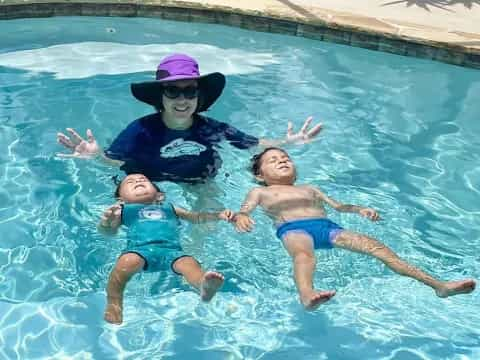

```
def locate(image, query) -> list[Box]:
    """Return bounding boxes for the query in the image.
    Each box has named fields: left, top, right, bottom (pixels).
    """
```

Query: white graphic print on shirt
left=160, top=138, right=207, bottom=158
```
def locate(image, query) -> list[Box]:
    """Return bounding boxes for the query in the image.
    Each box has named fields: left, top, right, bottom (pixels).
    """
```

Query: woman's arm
left=219, top=116, right=323, bottom=150
left=57, top=128, right=124, bottom=167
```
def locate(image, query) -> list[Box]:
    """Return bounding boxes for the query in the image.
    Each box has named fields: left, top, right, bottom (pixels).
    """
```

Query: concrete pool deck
left=0, top=0, right=479, bottom=69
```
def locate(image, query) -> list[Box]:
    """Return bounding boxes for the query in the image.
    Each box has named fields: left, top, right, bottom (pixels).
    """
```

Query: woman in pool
left=56, top=53, right=323, bottom=183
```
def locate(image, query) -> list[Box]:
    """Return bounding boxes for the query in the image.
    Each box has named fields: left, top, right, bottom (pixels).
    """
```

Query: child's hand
left=218, top=209, right=235, bottom=222
left=234, top=213, right=255, bottom=232
left=99, top=203, right=122, bottom=229
left=359, top=207, right=380, bottom=221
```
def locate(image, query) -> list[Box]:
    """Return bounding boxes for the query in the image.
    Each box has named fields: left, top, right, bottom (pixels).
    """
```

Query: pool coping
left=0, top=1, right=479, bottom=69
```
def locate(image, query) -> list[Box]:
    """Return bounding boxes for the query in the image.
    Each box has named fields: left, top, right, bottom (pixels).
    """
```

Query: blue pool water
left=0, top=16, right=479, bottom=360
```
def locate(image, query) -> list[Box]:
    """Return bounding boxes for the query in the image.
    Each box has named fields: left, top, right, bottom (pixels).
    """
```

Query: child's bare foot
left=435, top=279, right=476, bottom=298
left=200, top=271, right=224, bottom=302
left=104, top=298, right=123, bottom=324
left=300, top=290, right=336, bottom=310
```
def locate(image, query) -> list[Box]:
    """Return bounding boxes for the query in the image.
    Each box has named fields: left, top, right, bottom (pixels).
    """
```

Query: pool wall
left=0, top=1, right=479, bottom=69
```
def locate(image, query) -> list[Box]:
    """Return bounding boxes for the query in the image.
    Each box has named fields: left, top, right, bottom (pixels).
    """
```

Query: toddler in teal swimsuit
left=234, top=147, right=476, bottom=310
left=98, top=173, right=234, bottom=324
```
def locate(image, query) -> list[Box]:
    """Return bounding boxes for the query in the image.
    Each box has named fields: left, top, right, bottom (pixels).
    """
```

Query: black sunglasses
left=162, top=85, right=199, bottom=100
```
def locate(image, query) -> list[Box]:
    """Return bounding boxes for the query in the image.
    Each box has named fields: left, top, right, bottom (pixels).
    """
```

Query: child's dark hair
left=112, top=175, right=162, bottom=198
left=250, top=147, right=289, bottom=175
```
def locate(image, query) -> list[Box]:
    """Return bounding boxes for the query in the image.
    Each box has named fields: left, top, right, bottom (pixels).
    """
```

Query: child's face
left=118, top=174, right=164, bottom=203
left=257, top=149, right=296, bottom=185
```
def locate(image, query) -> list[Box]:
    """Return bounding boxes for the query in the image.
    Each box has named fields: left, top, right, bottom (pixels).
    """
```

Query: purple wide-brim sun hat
left=131, top=54, right=226, bottom=113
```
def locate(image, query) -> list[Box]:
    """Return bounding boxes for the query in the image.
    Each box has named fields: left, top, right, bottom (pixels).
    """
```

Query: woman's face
left=161, top=79, right=199, bottom=127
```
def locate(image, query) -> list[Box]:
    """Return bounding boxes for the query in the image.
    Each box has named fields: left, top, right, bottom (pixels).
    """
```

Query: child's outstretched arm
left=235, top=188, right=261, bottom=232
left=173, top=206, right=235, bottom=224
left=98, top=203, right=122, bottom=235
left=311, top=187, right=380, bottom=221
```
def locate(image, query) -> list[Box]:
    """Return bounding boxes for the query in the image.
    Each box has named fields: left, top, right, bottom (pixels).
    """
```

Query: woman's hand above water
left=57, top=128, right=101, bottom=159
left=258, top=116, right=323, bottom=147
left=285, top=116, right=323, bottom=144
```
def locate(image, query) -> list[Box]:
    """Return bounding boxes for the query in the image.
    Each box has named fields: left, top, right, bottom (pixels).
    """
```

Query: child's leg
left=172, top=256, right=224, bottom=302
left=104, top=253, right=145, bottom=324
left=282, top=232, right=336, bottom=310
left=333, top=231, right=476, bottom=297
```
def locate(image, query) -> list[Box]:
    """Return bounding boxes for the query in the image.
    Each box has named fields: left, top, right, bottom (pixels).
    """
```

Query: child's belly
left=274, top=207, right=328, bottom=223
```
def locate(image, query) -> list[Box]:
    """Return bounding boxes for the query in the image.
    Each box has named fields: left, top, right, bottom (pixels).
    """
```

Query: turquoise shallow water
left=0, top=16, right=479, bottom=360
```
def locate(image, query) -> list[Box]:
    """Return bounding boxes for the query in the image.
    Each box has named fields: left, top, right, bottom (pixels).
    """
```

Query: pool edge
left=0, top=1, right=479, bottom=70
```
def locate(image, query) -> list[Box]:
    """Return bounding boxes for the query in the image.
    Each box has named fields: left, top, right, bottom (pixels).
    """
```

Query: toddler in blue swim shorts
left=233, top=147, right=476, bottom=311
left=98, top=173, right=234, bottom=324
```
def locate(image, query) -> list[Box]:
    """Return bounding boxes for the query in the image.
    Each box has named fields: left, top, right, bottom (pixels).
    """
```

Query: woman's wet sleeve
left=104, top=121, right=141, bottom=160
left=222, top=123, right=259, bottom=149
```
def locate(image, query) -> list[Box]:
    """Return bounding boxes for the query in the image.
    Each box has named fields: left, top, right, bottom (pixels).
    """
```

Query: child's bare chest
left=262, top=187, right=315, bottom=209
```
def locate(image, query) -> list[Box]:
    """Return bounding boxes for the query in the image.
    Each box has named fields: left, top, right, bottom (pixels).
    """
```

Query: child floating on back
left=233, top=147, right=476, bottom=310
left=98, top=174, right=234, bottom=324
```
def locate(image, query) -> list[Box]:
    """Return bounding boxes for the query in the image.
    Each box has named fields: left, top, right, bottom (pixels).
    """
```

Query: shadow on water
left=332, top=122, right=472, bottom=260
left=262, top=310, right=477, bottom=359
left=316, top=41, right=478, bottom=261
left=166, top=309, right=479, bottom=360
